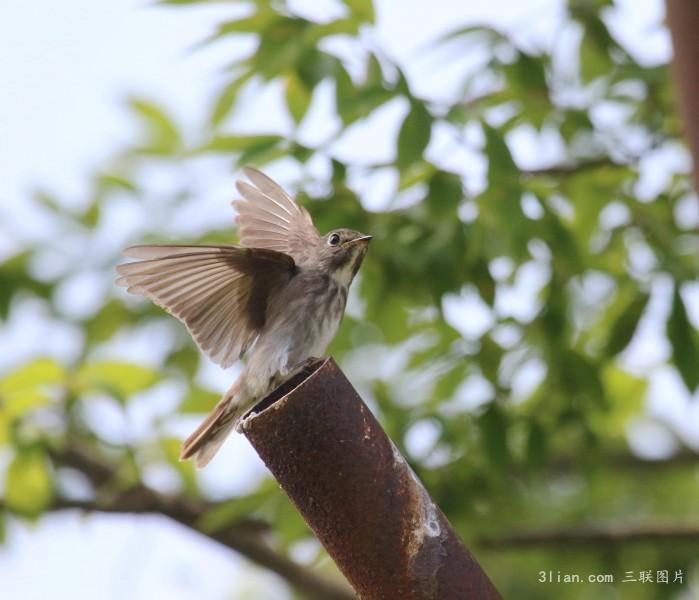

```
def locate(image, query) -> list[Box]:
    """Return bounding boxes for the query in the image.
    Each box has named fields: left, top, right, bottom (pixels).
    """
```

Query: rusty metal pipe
left=667, top=0, right=699, bottom=193
left=242, top=358, right=501, bottom=600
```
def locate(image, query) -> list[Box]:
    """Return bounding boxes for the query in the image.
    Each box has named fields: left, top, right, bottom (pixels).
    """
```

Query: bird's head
left=313, top=228, right=372, bottom=286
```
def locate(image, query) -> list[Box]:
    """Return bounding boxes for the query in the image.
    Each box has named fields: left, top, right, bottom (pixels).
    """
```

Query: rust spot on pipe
left=242, top=358, right=501, bottom=599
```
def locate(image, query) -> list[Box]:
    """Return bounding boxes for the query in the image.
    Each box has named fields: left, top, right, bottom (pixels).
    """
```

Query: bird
left=115, top=167, right=371, bottom=467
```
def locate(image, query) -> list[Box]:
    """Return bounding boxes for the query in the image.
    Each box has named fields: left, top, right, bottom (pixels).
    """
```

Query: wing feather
left=233, top=167, right=321, bottom=263
left=116, top=244, right=295, bottom=368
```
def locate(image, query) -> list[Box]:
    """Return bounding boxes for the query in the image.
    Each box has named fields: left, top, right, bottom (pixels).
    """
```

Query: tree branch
left=478, top=524, right=699, bottom=549
left=47, top=444, right=354, bottom=600
left=358, top=155, right=622, bottom=179
left=544, top=450, right=699, bottom=475
left=521, top=157, right=617, bottom=177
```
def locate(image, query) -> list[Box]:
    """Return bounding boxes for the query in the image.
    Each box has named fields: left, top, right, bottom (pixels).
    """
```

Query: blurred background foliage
left=2, top=0, right=699, bottom=598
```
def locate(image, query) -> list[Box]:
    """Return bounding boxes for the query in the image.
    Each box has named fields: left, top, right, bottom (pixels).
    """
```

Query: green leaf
left=365, top=53, right=383, bottom=87
left=396, top=101, right=432, bottom=170
left=579, top=29, right=614, bottom=83
left=3, top=388, right=49, bottom=421
left=81, top=202, right=100, bottom=228
left=478, top=403, right=509, bottom=471
left=335, top=63, right=392, bottom=125
left=0, top=358, right=65, bottom=396
left=0, top=253, right=53, bottom=320
left=199, top=133, right=287, bottom=166
left=84, top=300, right=133, bottom=344
left=429, top=24, right=506, bottom=50
left=667, top=287, right=699, bottom=392
left=559, top=349, right=606, bottom=408
left=33, top=190, right=62, bottom=213
left=559, top=108, right=593, bottom=143
left=251, top=18, right=312, bottom=79
left=568, top=0, right=614, bottom=18
left=507, top=52, right=547, bottom=93
left=604, top=292, right=649, bottom=357
left=201, top=135, right=284, bottom=153
left=483, top=123, right=519, bottom=190
left=197, top=479, right=280, bottom=533
left=160, top=437, right=198, bottom=493
left=272, top=496, right=311, bottom=548
left=210, top=73, right=252, bottom=128
left=432, top=362, right=469, bottom=403
left=367, top=293, right=410, bottom=344
left=128, top=97, right=181, bottom=154
left=398, top=161, right=436, bottom=191
left=426, top=170, right=463, bottom=217
left=284, top=70, right=312, bottom=123
left=291, top=142, right=314, bottom=163
left=238, top=139, right=288, bottom=166
left=180, top=386, right=219, bottom=413
left=96, top=173, right=139, bottom=194
left=503, top=52, right=550, bottom=128
left=305, top=18, right=360, bottom=43
left=342, top=0, right=375, bottom=24
left=211, top=11, right=278, bottom=39
left=0, top=358, right=64, bottom=419
left=478, top=125, right=527, bottom=258
left=5, top=450, right=53, bottom=517
left=0, top=412, right=9, bottom=445
left=592, top=365, right=645, bottom=437
left=166, top=345, right=199, bottom=379
left=198, top=497, right=264, bottom=533
left=75, top=362, right=160, bottom=400
left=525, top=421, right=547, bottom=470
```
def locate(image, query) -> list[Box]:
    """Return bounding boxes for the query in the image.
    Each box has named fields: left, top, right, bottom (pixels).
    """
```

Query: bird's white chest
left=309, top=309, right=342, bottom=357
left=331, top=259, right=357, bottom=288
left=252, top=273, right=348, bottom=377
left=306, top=276, right=348, bottom=357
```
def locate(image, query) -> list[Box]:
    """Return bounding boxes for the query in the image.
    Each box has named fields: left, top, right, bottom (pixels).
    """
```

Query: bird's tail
left=180, top=380, right=248, bottom=468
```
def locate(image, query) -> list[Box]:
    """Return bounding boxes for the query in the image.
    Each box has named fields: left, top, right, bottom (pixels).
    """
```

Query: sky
left=0, top=0, right=668, bottom=204
left=0, top=0, right=678, bottom=598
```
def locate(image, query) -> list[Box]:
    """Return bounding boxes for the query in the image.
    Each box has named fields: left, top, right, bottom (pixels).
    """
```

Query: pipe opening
left=245, top=357, right=328, bottom=420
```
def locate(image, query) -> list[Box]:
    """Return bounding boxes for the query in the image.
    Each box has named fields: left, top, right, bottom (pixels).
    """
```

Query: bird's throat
left=330, top=257, right=359, bottom=287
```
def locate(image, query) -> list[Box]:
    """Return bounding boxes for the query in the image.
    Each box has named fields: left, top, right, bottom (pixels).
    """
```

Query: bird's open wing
left=233, top=167, right=321, bottom=263
left=115, top=245, right=295, bottom=368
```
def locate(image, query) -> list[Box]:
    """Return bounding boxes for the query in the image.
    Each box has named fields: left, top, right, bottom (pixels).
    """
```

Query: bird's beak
left=350, top=235, right=373, bottom=245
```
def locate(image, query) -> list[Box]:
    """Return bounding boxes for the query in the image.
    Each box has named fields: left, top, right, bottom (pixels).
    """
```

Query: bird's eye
left=328, top=233, right=341, bottom=246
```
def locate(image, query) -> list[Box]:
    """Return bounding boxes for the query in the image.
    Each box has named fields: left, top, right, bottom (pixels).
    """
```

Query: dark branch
left=358, top=156, right=622, bottom=179
left=544, top=450, right=699, bottom=475
left=479, top=524, right=699, bottom=549
left=521, top=157, right=618, bottom=177
left=47, top=444, right=354, bottom=600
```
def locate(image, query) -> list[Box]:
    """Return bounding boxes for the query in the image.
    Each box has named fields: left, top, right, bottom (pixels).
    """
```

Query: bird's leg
left=270, top=357, right=323, bottom=395
left=293, top=356, right=323, bottom=375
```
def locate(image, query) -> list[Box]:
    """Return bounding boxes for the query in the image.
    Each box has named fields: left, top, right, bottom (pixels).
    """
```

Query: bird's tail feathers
left=180, top=381, right=247, bottom=468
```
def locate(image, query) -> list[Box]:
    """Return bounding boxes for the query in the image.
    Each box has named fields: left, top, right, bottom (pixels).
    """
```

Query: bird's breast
left=256, top=270, right=348, bottom=371
left=305, top=278, right=347, bottom=356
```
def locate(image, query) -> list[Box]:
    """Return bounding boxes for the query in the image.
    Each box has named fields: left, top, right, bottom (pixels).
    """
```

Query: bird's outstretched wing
left=116, top=245, right=295, bottom=368
left=233, top=167, right=321, bottom=263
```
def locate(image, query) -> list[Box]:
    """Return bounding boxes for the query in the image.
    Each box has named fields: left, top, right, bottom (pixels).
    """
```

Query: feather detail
left=116, top=244, right=295, bottom=368
left=234, top=167, right=321, bottom=263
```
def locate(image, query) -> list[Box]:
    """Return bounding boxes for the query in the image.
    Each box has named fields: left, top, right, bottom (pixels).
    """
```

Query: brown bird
left=116, top=167, right=371, bottom=467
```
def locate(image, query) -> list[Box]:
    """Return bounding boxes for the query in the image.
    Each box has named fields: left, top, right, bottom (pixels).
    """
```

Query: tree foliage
left=1, top=0, right=699, bottom=597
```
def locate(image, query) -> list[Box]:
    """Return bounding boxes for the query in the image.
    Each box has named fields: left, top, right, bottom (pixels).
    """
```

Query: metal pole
left=667, top=0, right=699, bottom=193
left=242, top=358, right=501, bottom=600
